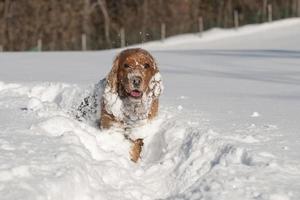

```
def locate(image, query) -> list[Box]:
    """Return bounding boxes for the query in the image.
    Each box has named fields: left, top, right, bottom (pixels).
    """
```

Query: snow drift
left=1, top=18, right=300, bottom=200
left=0, top=81, right=279, bottom=200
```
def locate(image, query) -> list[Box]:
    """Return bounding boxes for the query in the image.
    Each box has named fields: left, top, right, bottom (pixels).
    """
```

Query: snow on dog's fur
left=100, top=48, right=163, bottom=129
left=100, top=48, right=163, bottom=162
left=76, top=48, right=163, bottom=162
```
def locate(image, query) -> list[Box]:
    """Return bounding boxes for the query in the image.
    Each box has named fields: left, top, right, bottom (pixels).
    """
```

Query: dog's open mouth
left=129, top=90, right=143, bottom=99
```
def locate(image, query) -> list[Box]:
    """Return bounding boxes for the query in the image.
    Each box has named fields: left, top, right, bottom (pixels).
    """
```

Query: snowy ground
left=0, top=18, right=300, bottom=200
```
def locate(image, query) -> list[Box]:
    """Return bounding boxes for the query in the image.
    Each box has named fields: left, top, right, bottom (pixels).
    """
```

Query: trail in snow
left=0, top=81, right=299, bottom=200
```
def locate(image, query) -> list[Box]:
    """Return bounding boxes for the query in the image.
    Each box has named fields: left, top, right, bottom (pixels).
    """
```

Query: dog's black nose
left=132, top=76, right=142, bottom=88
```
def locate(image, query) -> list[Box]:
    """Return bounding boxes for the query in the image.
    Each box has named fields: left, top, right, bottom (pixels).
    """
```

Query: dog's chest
left=122, top=98, right=152, bottom=122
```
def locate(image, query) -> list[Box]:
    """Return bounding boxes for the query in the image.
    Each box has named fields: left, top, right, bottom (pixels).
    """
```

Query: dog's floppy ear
left=102, top=53, right=124, bottom=120
left=148, top=60, right=164, bottom=98
left=105, top=54, right=120, bottom=93
left=146, top=55, right=163, bottom=98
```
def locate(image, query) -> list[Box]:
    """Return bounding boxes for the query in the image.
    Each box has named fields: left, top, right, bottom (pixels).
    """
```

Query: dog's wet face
left=117, top=50, right=157, bottom=101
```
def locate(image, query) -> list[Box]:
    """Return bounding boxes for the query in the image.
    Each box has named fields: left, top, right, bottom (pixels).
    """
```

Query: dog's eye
left=124, top=63, right=130, bottom=68
left=144, top=63, right=150, bottom=69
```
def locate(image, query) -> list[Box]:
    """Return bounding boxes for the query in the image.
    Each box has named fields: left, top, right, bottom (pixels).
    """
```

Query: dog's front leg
left=129, top=138, right=144, bottom=163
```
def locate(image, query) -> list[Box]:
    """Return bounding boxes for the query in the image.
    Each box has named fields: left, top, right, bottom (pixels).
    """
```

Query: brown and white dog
left=100, top=48, right=163, bottom=162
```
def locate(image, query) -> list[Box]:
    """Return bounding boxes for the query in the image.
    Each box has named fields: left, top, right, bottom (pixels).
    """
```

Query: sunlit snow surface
left=0, top=18, right=300, bottom=200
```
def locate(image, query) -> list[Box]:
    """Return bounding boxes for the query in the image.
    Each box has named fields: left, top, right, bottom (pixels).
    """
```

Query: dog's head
left=106, top=48, right=163, bottom=101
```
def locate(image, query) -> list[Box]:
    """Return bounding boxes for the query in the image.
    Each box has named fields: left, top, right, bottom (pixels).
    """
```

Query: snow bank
left=135, top=18, right=300, bottom=50
left=0, top=81, right=298, bottom=200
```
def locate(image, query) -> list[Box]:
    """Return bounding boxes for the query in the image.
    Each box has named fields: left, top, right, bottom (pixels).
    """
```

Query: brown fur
left=100, top=48, right=162, bottom=162
left=130, top=139, right=144, bottom=163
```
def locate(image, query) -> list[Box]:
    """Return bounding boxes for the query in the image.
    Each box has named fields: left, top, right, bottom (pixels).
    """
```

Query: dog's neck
left=121, top=95, right=152, bottom=123
left=102, top=85, right=152, bottom=125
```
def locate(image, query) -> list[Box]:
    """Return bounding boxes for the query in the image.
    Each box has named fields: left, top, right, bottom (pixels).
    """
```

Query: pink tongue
left=130, top=91, right=141, bottom=97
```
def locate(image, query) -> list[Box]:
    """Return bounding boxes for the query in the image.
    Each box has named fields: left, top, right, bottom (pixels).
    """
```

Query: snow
left=251, top=112, right=261, bottom=118
left=103, top=82, right=125, bottom=121
left=149, top=72, right=163, bottom=98
left=1, top=18, right=300, bottom=200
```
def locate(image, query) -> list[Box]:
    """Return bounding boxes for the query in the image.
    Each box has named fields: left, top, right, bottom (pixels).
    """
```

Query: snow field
left=0, top=80, right=299, bottom=200
left=1, top=18, right=300, bottom=200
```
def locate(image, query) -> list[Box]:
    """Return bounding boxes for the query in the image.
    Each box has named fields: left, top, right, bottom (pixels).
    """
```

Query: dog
left=100, top=48, right=163, bottom=162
